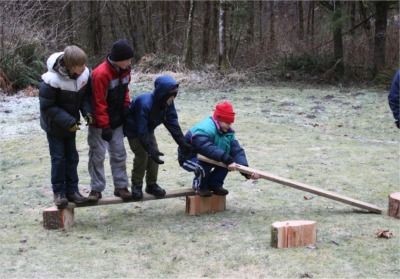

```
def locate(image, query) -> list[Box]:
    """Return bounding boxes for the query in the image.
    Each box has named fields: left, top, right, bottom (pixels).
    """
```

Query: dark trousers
left=181, top=157, right=228, bottom=189
left=46, top=133, right=79, bottom=195
left=127, top=134, right=159, bottom=187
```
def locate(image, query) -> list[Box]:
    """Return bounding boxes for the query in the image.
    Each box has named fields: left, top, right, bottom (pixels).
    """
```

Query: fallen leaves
left=375, top=230, right=393, bottom=239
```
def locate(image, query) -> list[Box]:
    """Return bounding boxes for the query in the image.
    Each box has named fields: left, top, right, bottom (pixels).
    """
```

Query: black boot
left=145, top=184, right=166, bottom=197
left=54, top=193, right=68, bottom=209
left=131, top=185, right=143, bottom=200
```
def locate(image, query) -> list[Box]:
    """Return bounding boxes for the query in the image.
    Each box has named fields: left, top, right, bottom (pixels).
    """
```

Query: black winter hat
left=110, top=39, right=134, bottom=62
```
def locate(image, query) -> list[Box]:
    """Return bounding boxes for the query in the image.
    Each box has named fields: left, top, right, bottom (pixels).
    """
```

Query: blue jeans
left=46, top=133, right=79, bottom=195
left=181, top=157, right=228, bottom=190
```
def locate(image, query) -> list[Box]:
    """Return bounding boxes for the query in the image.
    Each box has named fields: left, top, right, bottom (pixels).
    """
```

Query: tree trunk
left=269, top=0, right=276, bottom=50
left=332, top=2, right=344, bottom=78
left=218, top=0, right=229, bottom=73
left=183, top=0, right=195, bottom=69
left=202, top=1, right=211, bottom=64
left=373, top=1, right=388, bottom=76
left=88, top=1, right=102, bottom=55
left=298, top=0, right=304, bottom=40
left=306, top=1, right=315, bottom=47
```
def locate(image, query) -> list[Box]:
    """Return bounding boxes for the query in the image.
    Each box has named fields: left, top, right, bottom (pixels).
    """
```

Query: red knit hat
left=213, top=101, right=235, bottom=123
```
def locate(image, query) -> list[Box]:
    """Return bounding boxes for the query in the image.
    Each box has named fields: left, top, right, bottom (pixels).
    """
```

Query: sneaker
left=197, top=188, right=213, bottom=197
left=87, top=190, right=102, bottom=203
left=67, top=192, right=89, bottom=204
left=114, top=187, right=133, bottom=201
left=131, top=186, right=143, bottom=200
left=53, top=193, right=68, bottom=209
left=145, top=184, right=166, bottom=197
left=209, top=186, right=229, bottom=196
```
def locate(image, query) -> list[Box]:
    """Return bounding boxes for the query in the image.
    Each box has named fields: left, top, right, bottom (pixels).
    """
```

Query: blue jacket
left=124, top=75, right=185, bottom=152
left=179, top=116, right=248, bottom=166
left=388, top=70, right=399, bottom=123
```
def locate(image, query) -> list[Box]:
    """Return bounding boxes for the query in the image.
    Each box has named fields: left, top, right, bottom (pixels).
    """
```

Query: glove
left=101, top=128, right=113, bottom=142
left=69, top=123, right=80, bottom=132
left=123, top=107, right=130, bottom=118
left=84, top=113, right=94, bottom=126
left=148, top=149, right=165, bottom=164
left=179, top=140, right=192, bottom=153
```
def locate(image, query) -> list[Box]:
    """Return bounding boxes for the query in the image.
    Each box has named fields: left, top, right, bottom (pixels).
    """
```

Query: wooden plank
left=198, top=155, right=382, bottom=214
left=67, top=188, right=196, bottom=209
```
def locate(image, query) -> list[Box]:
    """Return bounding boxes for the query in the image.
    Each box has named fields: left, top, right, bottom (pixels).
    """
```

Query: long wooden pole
left=198, top=155, right=382, bottom=214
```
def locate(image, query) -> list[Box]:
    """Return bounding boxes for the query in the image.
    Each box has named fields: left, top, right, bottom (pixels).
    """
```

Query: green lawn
left=0, top=81, right=398, bottom=278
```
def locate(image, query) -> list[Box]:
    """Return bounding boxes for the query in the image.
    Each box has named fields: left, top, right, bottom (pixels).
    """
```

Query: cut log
left=43, top=207, right=74, bottom=230
left=271, top=220, right=317, bottom=248
left=388, top=192, right=400, bottom=219
left=197, top=155, right=382, bottom=214
left=186, top=195, right=226, bottom=215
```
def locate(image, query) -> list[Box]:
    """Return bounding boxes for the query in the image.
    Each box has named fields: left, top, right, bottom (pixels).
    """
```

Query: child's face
left=113, top=59, right=132, bottom=70
left=70, top=64, right=86, bottom=76
left=218, top=121, right=232, bottom=132
left=166, top=95, right=175, bottom=106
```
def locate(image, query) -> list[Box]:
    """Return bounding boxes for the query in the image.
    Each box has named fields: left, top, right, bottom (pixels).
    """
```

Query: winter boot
left=67, top=192, right=89, bottom=204
left=209, top=186, right=229, bottom=196
left=196, top=188, right=213, bottom=197
left=145, top=184, right=166, bottom=197
left=54, top=193, right=68, bottom=209
left=131, top=185, right=144, bottom=200
left=87, top=190, right=102, bottom=203
left=114, top=187, right=133, bottom=201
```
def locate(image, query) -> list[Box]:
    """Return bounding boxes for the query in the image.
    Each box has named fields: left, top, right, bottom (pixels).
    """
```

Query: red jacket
left=92, top=57, right=131, bottom=129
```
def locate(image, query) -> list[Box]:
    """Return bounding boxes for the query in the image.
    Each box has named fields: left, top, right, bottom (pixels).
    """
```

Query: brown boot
left=87, top=190, right=102, bottom=203
left=114, top=187, right=133, bottom=201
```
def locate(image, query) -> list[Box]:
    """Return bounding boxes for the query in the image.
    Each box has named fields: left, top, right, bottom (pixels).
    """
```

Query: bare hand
left=227, top=162, right=237, bottom=171
left=250, top=172, right=260, bottom=180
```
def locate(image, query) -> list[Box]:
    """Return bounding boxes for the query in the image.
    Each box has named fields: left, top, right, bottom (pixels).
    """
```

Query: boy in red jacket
left=87, top=39, right=134, bottom=202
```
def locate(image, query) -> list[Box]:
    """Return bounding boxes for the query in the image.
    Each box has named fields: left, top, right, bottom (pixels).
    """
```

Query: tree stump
left=271, top=220, right=317, bottom=248
left=43, top=207, right=75, bottom=229
left=186, top=195, right=226, bottom=215
left=388, top=192, right=400, bottom=219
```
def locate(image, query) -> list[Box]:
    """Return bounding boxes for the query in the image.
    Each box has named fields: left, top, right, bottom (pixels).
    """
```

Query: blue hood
left=153, top=75, right=179, bottom=106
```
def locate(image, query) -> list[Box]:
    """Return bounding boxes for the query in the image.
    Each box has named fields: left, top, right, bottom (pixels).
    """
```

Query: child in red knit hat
left=177, top=101, right=259, bottom=197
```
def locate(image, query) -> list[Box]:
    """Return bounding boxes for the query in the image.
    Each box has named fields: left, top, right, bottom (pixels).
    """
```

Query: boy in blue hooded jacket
left=124, top=75, right=192, bottom=199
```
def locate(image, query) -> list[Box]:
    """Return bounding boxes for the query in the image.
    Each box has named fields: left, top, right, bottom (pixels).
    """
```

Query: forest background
left=0, top=0, right=399, bottom=94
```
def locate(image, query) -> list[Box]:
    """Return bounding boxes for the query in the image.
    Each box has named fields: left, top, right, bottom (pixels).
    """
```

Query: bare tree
left=298, top=0, right=304, bottom=40
left=202, top=1, right=212, bottom=64
left=183, top=0, right=195, bottom=69
left=218, top=0, right=229, bottom=72
left=373, top=1, right=389, bottom=76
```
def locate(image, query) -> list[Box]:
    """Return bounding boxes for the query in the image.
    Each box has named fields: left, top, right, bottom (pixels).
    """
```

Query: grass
left=0, top=81, right=399, bottom=278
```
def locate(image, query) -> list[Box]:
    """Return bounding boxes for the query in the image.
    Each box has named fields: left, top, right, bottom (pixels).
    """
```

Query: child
left=87, top=39, right=134, bottom=202
left=388, top=69, right=399, bottom=129
left=124, top=75, right=192, bottom=199
left=39, top=45, right=91, bottom=208
left=178, top=101, right=259, bottom=197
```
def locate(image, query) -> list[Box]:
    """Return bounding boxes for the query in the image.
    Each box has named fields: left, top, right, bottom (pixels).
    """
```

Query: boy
left=124, top=75, right=192, bottom=199
left=39, top=45, right=90, bottom=208
left=178, top=101, right=259, bottom=197
left=87, top=39, right=134, bottom=202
